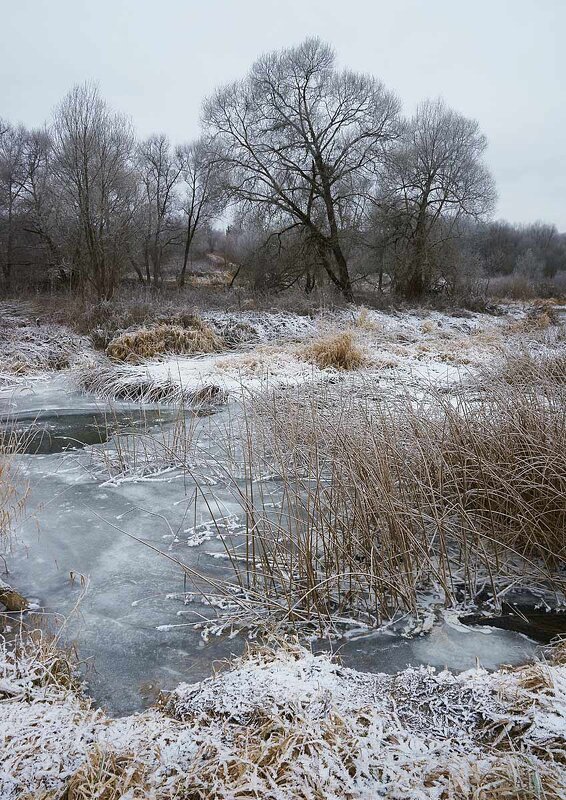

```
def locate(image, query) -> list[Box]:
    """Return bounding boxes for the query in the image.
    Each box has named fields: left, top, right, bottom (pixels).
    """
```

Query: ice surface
left=4, top=378, right=539, bottom=715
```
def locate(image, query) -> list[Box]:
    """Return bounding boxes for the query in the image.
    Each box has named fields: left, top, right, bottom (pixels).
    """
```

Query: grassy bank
left=1, top=629, right=565, bottom=799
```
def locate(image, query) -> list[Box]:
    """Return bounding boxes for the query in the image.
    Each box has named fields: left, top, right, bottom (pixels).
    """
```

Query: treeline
left=1, top=38, right=565, bottom=302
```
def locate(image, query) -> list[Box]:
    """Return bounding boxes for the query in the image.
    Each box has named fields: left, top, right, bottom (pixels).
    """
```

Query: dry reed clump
left=106, top=321, right=223, bottom=363
left=0, top=460, right=20, bottom=546
left=222, top=372, right=566, bottom=635
left=489, top=351, right=566, bottom=387
left=424, top=385, right=566, bottom=562
left=301, top=331, right=366, bottom=371
left=0, top=426, right=29, bottom=550
left=507, top=302, right=561, bottom=334
left=420, top=319, right=438, bottom=334
left=355, top=306, right=380, bottom=331
left=79, top=363, right=228, bottom=407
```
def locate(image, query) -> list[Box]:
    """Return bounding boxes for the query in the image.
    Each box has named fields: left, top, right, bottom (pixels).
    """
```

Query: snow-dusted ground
left=1, top=637, right=565, bottom=799
left=77, top=304, right=554, bottom=403
left=0, top=302, right=93, bottom=389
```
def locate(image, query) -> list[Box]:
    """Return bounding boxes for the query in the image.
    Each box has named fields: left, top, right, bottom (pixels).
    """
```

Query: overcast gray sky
left=2, top=0, right=564, bottom=229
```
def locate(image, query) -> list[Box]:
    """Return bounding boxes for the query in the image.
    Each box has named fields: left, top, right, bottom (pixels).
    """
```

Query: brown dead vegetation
left=301, top=331, right=366, bottom=370
left=64, top=749, right=149, bottom=800
left=106, top=320, right=222, bottom=363
left=227, top=366, right=566, bottom=634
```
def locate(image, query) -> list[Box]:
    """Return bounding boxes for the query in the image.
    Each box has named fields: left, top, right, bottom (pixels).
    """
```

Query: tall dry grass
left=301, top=330, right=366, bottom=370
left=219, top=370, right=566, bottom=634
left=0, top=424, right=29, bottom=555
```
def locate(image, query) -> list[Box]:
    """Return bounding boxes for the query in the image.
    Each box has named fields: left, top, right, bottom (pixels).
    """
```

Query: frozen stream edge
left=1, top=373, right=540, bottom=715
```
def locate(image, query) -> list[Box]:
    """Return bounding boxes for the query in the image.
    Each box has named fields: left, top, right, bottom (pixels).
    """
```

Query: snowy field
left=72, top=303, right=566, bottom=404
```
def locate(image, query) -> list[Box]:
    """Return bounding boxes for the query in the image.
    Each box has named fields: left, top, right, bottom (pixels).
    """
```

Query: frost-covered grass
left=74, top=302, right=565, bottom=407
left=0, top=404, right=29, bottom=553
left=73, top=302, right=566, bottom=637
left=0, top=303, right=92, bottom=381
left=106, top=320, right=224, bottom=363
left=1, top=633, right=565, bottom=799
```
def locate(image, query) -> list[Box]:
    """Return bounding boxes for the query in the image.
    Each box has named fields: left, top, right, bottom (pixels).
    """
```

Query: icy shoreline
left=1, top=635, right=565, bottom=798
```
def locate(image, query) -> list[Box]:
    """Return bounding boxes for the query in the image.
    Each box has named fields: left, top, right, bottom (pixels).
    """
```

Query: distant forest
left=1, top=38, right=565, bottom=302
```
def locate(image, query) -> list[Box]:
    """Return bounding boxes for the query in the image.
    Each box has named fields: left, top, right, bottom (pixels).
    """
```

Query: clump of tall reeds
left=0, top=425, right=28, bottom=551
left=221, top=364, right=566, bottom=635
left=88, top=405, right=199, bottom=483
left=489, top=350, right=566, bottom=387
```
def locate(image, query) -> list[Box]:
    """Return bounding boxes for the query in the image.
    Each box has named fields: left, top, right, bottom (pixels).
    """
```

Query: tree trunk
left=3, top=202, right=14, bottom=294
left=315, top=159, right=354, bottom=301
left=178, top=222, right=195, bottom=288
left=330, top=243, right=354, bottom=301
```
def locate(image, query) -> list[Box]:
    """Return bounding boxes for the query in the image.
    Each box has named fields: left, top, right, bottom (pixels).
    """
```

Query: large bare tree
left=20, top=128, right=68, bottom=279
left=52, top=84, right=137, bottom=299
left=380, top=99, right=496, bottom=297
left=203, top=38, right=399, bottom=300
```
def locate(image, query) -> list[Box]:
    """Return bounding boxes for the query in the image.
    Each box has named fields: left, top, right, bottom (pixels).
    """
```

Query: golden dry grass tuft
left=355, top=306, right=380, bottom=331
left=106, top=321, right=223, bottom=363
left=420, top=319, right=437, bottom=334
left=301, top=331, right=366, bottom=371
left=507, top=303, right=560, bottom=334
left=64, top=748, right=149, bottom=800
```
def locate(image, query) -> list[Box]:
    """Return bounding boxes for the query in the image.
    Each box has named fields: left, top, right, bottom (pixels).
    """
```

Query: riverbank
left=1, top=631, right=565, bottom=799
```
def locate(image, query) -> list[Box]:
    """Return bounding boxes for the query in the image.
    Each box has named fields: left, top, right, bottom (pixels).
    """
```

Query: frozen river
left=1, top=376, right=539, bottom=715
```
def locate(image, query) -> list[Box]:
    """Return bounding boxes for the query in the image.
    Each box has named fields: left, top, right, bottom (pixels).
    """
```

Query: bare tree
left=380, top=99, right=496, bottom=297
left=175, top=137, right=223, bottom=287
left=0, top=120, right=27, bottom=293
left=20, top=128, right=68, bottom=280
left=51, top=83, right=137, bottom=299
left=203, top=38, right=399, bottom=300
left=135, top=133, right=182, bottom=286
